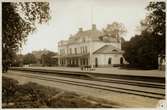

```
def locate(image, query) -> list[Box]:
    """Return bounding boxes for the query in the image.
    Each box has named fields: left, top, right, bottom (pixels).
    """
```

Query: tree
left=2, top=2, right=50, bottom=72
left=12, top=54, right=24, bottom=67
left=103, top=22, right=127, bottom=41
left=41, top=51, right=56, bottom=66
left=121, top=37, right=126, bottom=49
left=123, top=32, right=157, bottom=68
left=23, top=53, right=37, bottom=65
left=141, top=2, right=165, bottom=54
left=122, top=2, right=165, bottom=69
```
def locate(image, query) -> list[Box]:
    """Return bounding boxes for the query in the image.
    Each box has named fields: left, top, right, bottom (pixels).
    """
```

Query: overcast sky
left=21, top=0, right=150, bottom=54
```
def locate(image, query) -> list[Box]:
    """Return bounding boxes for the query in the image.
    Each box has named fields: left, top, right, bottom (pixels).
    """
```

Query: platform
left=12, top=66, right=165, bottom=78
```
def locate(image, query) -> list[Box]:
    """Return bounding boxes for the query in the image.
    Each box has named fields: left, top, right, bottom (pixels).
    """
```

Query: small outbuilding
left=93, top=45, right=124, bottom=67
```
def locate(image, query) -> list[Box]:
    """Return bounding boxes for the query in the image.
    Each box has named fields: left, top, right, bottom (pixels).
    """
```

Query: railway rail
left=10, top=67, right=165, bottom=83
left=9, top=68, right=165, bottom=99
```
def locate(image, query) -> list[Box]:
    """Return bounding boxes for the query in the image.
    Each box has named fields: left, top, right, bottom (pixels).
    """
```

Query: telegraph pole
left=90, top=0, right=93, bottom=69
left=91, top=0, right=93, bottom=25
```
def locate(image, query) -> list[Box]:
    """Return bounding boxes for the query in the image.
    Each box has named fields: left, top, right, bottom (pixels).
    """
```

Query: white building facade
left=58, top=24, right=124, bottom=67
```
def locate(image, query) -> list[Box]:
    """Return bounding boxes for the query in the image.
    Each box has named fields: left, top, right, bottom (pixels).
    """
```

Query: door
left=95, top=57, right=98, bottom=67
left=108, top=58, right=112, bottom=65
left=120, top=57, right=123, bottom=64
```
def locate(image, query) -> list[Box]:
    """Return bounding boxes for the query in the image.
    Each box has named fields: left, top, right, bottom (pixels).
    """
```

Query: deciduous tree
left=123, top=2, right=165, bottom=69
left=23, top=53, right=37, bottom=65
left=2, top=2, right=50, bottom=72
left=104, top=22, right=127, bottom=41
left=41, top=51, right=56, bottom=66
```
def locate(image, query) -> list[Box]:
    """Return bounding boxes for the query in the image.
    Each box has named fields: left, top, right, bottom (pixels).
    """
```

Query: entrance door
left=108, top=58, right=112, bottom=65
left=95, top=58, right=98, bottom=67
left=120, top=57, right=123, bottom=64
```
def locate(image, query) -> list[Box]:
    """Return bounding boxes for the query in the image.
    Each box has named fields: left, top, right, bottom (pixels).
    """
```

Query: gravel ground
left=3, top=71, right=162, bottom=108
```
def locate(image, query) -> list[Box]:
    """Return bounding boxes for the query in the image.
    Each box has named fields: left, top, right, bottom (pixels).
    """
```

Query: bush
left=2, top=77, right=106, bottom=108
left=2, top=77, right=18, bottom=104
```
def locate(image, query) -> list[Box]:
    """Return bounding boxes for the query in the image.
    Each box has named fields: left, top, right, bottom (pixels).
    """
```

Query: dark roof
left=93, top=45, right=124, bottom=54
left=69, top=29, right=103, bottom=41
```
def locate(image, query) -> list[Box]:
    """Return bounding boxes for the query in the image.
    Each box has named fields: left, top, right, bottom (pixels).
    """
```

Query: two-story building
left=58, top=24, right=124, bottom=67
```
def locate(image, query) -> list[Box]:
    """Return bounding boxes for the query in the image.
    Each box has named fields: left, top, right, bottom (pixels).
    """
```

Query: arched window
left=108, top=58, right=112, bottom=64
left=120, top=57, right=124, bottom=64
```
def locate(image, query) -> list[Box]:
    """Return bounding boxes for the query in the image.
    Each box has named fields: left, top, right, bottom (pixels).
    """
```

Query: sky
left=21, top=0, right=150, bottom=54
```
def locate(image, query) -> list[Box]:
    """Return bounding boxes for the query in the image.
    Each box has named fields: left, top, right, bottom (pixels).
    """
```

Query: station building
left=58, top=24, right=124, bottom=67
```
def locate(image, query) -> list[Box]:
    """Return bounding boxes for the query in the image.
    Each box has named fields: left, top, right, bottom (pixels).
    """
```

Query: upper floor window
left=59, top=49, right=61, bottom=55
left=75, top=48, right=77, bottom=54
left=83, top=47, right=85, bottom=53
left=70, top=48, right=72, bottom=54
left=67, top=48, right=70, bottom=55
left=60, top=49, right=65, bottom=55
left=80, top=47, right=82, bottom=54
left=85, top=46, right=87, bottom=53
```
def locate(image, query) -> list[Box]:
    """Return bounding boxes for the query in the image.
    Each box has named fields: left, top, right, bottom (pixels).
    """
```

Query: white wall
left=92, top=54, right=123, bottom=66
left=58, top=40, right=122, bottom=67
left=58, top=41, right=117, bottom=55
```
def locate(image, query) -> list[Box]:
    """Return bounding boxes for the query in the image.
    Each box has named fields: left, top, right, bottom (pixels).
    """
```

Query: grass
left=2, top=76, right=114, bottom=108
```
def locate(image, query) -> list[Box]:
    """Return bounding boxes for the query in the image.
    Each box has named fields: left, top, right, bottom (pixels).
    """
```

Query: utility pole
left=91, top=0, right=93, bottom=25
left=89, top=41, right=93, bottom=69
left=90, top=0, right=93, bottom=69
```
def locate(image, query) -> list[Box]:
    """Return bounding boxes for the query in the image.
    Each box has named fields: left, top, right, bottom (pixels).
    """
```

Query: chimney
left=92, top=24, right=96, bottom=30
left=79, top=28, right=83, bottom=32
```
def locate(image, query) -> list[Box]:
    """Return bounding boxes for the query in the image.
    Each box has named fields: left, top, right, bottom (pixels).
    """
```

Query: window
left=75, top=48, right=77, bottom=54
left=70, top=48, right=72, bottom=54
left=108, top=58, right=112, bottom=64
left=60, top=49, right=64, bottom=55
left=120, top=57, right=123, bottom=64
left=59, top=49, right=61, bottom=55
left=85, top=46, right=87, bottom=53
left=67, top=48, right=70, bottom=54
left=95, top=57, right=98, bottom=67
left=83, top=47, right=85, bottom=53
left=62, top=49, right=65, bottom=54
left=80, top=47, right=82, bottom=54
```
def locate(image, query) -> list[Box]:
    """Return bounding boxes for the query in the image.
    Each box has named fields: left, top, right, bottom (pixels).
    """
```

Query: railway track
left=10, top=67, right=165, bottom=89
left=8, top=70, right=165, bottom=99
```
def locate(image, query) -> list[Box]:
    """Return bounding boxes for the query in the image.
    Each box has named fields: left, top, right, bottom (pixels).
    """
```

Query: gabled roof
left=93, top=45, right=124, bottom=54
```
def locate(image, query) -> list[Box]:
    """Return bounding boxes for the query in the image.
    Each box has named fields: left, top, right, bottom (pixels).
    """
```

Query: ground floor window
left=95, top=57, right=98, bottom=67
left=120, top=57, right=123, bottom=64
left=108, top=58, right=112, bottom=64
